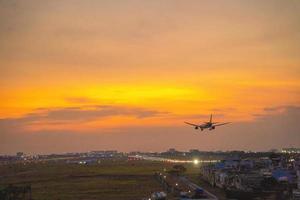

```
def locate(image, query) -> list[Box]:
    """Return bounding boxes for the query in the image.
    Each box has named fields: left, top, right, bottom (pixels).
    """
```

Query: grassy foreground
left=0, top=159, right=200, bottom=200
left=0, top=159, right=164, bottom=200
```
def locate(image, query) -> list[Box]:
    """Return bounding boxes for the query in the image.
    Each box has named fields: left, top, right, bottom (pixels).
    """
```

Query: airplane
left=184, top=114, right=230, bottom=131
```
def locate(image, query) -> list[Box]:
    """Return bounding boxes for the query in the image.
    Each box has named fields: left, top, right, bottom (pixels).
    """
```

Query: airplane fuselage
left=195, top=122, right=215, bottom=131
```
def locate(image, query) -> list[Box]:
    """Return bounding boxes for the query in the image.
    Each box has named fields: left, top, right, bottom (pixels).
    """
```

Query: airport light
left=193, top=159, right=199, bottom=165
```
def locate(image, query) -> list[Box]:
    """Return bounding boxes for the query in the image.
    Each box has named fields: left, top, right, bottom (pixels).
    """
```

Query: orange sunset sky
left=1, top=0, right=300, bottom=154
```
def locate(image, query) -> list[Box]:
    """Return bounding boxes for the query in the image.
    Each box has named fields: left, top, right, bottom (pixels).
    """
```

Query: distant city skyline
left=1, top=0, right=300, bottom=154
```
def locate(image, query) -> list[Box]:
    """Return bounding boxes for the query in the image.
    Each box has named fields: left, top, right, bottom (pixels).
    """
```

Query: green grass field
left=0, top=159, right=201, bottom=200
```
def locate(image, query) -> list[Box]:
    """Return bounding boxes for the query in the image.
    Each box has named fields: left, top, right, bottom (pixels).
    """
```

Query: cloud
left=257, top=105, right=300, bottom=119
left=220, top=105, right=300, bottom=150
left=264, top=105, right=287, bottom=112
left=0, top=105, right=166, bottom=129
left=1, top=105, right=300, bottom=154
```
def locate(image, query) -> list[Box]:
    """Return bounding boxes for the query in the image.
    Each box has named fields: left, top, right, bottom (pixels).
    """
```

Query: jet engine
left=209, top=126, right=215, bottom=130
left=195, top=126, right=199, bottom=130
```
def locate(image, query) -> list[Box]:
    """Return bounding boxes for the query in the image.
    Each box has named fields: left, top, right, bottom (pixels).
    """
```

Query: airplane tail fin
left=210, top=114, right=212, bottom=123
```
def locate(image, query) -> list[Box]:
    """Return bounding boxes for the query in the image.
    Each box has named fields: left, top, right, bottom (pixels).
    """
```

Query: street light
left=193, top=159, right=199, bottom=165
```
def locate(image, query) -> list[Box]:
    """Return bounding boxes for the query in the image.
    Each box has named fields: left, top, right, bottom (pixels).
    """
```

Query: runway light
left=193, top=159, right=199, bottom=165
left=175, top=183, right=178, bottom=186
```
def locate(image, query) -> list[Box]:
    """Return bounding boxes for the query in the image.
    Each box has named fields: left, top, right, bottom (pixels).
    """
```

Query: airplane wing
left=214, top=122, right=231, bottom=126
left=184, top=122, right=200, bottom=127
